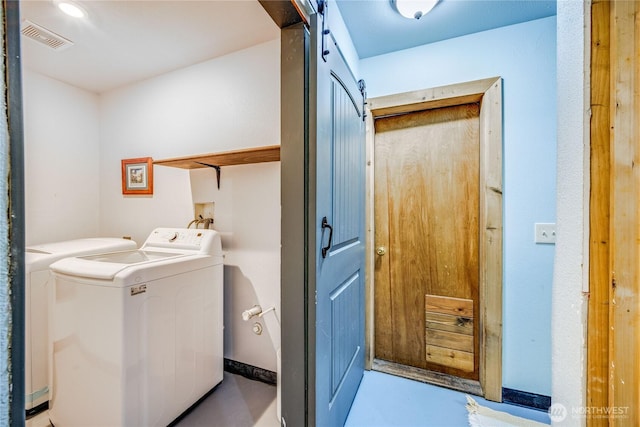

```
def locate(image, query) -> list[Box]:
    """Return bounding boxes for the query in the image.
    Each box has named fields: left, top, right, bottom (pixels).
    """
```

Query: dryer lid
left=50, top=250, right=186, bottom=280
left=25, top=238, right=137, bottom=272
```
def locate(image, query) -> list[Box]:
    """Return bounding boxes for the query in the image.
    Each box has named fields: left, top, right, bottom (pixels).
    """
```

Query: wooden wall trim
left=587, top=0, right=610, bottom=423
left=258, top=0, right=302, bottom=28
left=478, top=78, right=503, bottom=402
left=367, top=77, right=499, bottom=118
left=609, top=1, right=640, bottom=423
left=364, top=108, right=375, bottom=370
left=588, top=1, right=640, bottom=424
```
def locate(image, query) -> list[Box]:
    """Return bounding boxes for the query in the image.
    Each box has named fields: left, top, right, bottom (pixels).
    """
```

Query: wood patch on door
left=425, top=295, right=474, bottom=372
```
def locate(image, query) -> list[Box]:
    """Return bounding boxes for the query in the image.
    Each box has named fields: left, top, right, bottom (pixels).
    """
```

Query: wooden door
left=311, top=5, right=366, bottom=427
left=374, top=103, right=480, bottom=380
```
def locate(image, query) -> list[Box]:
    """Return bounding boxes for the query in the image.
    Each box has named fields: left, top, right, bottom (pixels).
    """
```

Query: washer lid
left=50, top=250, right=186, bottom=280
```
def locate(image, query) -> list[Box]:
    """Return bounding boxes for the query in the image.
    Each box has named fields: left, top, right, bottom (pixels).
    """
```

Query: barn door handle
left=321, top=216, right=333, bottom=258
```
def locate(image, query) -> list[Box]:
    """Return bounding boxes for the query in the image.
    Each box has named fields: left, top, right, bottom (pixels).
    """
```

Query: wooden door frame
left=587, top=0, right=609, bottom=419
left=364, top=77, right=503, bottom=402
left=588, top=1, right=640, bottom=424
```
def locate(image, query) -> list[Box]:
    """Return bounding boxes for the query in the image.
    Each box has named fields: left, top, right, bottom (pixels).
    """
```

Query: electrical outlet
left=535, top=223, right=556, bottom=244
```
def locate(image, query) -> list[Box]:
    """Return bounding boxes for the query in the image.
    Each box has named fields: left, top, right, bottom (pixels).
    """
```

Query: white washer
left=25, top=237, right=137, bottom=416
left=48, top=228, right=224, bottom=427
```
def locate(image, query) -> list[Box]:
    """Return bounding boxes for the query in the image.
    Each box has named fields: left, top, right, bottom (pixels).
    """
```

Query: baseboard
left=225, top=358, right=547, bottom=412
left=502, top=387, right=551, bottom=411
left=25, top=401, right=48, bottom=419
left=224, top=358, right=277, bottom=386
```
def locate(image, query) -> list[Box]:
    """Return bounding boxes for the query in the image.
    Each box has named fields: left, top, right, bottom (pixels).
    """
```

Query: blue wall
left=359, top=17, right=557, bottom=396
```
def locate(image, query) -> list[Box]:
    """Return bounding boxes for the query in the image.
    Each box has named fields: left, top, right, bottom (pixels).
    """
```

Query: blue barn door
left=310, top=2, right=366, bottom=426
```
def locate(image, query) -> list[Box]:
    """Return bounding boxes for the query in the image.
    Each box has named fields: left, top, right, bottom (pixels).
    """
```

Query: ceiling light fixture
left=392, top=0, right=438, bottom=20
left=55, top=1, right=87, bottom=19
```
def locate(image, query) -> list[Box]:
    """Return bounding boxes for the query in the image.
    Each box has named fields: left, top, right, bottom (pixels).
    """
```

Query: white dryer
left=25, top=237, right=137, bottom=416
left=48, top=228, right=224, bottom=427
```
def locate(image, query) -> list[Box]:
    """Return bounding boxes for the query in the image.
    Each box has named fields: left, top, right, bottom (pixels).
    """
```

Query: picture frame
left=121, top=157, right=153, bottom=195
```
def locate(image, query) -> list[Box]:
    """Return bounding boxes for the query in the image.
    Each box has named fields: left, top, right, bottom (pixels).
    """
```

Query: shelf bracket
left=195, top=162, right=221, bottom=189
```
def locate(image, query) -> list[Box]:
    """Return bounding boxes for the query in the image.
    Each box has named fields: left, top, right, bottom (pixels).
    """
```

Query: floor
left=27, top=371, right=550, bottom=427
left=174, top=373, right=278, bottom=427
left=345, top=371, right=550, bottom=426
left=26, top=372, right=279, bottom=427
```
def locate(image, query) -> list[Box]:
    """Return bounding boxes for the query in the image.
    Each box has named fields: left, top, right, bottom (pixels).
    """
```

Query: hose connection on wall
left=187, top=215, right=214, bottom=229
left=241, top=305, right=278, bottom=322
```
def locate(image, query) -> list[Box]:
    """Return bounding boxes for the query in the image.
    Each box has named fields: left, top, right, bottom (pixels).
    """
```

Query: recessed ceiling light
left=55, top=1, right=87, bottom=19
left=392, top=0, right=439, bottom=20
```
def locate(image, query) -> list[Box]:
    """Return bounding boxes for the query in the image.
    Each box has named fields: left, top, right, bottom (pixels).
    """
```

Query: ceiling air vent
left=21, top=20, right=74, bottom=51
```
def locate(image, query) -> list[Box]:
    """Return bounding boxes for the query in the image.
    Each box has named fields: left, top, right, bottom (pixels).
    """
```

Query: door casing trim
left=364, top=77, right=503, bottom=402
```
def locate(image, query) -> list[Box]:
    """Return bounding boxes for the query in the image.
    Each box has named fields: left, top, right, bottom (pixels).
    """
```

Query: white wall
left=359, top=17, right=557, bottom=396
left=98, top=39, right=280, bottom=241
left=23, top=70, right=101, bottom=246
left=98, top=39, right=281, bottom=371
left=191, top=164, right=281, bottom=371
left=553, top=1, right=588, bottom=424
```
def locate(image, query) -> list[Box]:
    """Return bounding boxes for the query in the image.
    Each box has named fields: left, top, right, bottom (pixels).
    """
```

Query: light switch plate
left=535, top=223, right=556, bottom=244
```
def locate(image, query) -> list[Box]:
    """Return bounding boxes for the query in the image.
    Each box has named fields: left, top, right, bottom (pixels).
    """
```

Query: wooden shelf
left=154, top=145, right=280, bottom=169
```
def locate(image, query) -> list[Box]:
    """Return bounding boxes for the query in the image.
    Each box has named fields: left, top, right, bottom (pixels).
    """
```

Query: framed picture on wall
left=121, top=157, right=153, bottom=195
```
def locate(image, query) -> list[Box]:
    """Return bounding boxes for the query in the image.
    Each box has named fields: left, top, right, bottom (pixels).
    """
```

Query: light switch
left=535, top=223, right=556, bottom=244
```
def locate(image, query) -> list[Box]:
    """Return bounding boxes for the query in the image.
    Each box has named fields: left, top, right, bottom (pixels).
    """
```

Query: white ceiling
left=335, top=0, right=557, bottom=59
left=19, top=0, right=557, bottom=94
left=19, top=0, right=281, bottom=93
